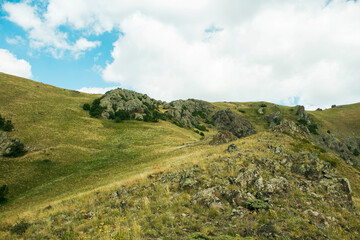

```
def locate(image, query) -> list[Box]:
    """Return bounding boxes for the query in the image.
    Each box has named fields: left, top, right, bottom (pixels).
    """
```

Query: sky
left=0, top=0, right=359, bottom=109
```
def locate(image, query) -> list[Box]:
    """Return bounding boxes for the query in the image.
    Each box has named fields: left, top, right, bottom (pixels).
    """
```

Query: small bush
left=192, top=111, right=206, bottom=119
left=82, top=103, right=90, bottom=111
left=195, top=125, right=208, bottom=132
left=260, top=104, right=267, bottom=108
left=238, top=109, right=246, bottom=113
left=10, top=221, right=31, bottom=235
left=3, top=140, right=27, bottom=157
left=3, top=120, right=14, bottom=131
left=327, top=130, right=331, bottom=134
left=89, top=98, right=106, bottom=118
left=244, top=199, right=270, bottom=211
left=308, top=124, right=318, bottom=135
left=347, top=145, right=352, bottom=151
left=354, top=149, right=359, bottom=157
left=0, top=184, right=9, bottom=203
left=0, top=114, right=4, bottom=129
left=199, top=132, right=205, bottom=137
left=186, top=232, right=210, bottom=240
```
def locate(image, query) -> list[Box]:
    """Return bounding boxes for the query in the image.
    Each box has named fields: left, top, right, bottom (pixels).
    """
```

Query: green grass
left=0, top=73, right=203, bottom=216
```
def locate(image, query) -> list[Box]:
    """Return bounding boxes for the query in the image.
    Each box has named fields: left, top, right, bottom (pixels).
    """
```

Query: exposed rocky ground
left=2, top=129, right=359, bottom=239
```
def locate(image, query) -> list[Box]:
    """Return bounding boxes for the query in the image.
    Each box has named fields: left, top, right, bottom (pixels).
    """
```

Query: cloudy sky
left=0, top=0, right=359, bottom=109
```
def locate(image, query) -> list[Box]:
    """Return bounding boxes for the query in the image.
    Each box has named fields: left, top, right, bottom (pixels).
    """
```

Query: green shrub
left=3, top=120, right=14, bottom=131
left=0, top=114, right=4, bottom=129
left=327, top=130, right=331, bottom=134
left=10, top=221, right=31, bottom=235
left=308, top=124, right=318, bottom=135
left=3, top=139, right=26, bottom=157
left=0, top=184, right=9, bottom=203
left=260, top=104, right=267, bottom=108
left=354, top=149, right=359, bottom=157
left=89, top=98, right=106, bottom=118
left=199, top=132, right=205, bottom=137
left=297, top=119, right=307, bottom=126
left=186, top=232, right=210, bottom=240
left=347, top=145, right=352, bottom=151
left=195, top=125, right=208, bottom=132
left=244, top=199, right=270, bottom=211
left=192, top=111, right=206, bottom=119
left=238, top=109, right=246, bottom=113
left=82, top=103, right=90, bottom=111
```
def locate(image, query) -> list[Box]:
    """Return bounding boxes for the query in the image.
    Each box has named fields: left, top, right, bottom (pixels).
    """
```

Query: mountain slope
left=0, top=73, right=205, bottom=215
left=0, top=73, right=360, bottom=239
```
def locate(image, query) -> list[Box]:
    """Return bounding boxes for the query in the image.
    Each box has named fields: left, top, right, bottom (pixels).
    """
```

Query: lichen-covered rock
left=296, top=105, right=312, bottom=124
left=265, top=177, right=290, bottom=194
left=235, top=169, right=263, bottom=190
left=164, top=99, right=216, bottom=128
left=212, top=109, right=256, bottom=139
left=272, top=119, right=310, bottom=138
left=210, top=131, right=237, bottom=145
left=264, top=111, right=280, bottom=127
left=99, top=88, right=160, bottom=119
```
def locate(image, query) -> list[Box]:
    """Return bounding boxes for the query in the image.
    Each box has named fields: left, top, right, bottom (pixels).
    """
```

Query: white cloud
left=3, top=0, right=360, bottom=107
left=0, top=49, right=32, bottom=78
left=77, top=86, right=119, bottom=94
left=3, top=2, right=101, bottom=58
left=101, top=1, right=360, bottom=108
left=6, top=36, right=26, bottom=45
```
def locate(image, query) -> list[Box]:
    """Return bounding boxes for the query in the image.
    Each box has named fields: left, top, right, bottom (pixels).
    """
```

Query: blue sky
left=0, top=0, right=359, bottom=109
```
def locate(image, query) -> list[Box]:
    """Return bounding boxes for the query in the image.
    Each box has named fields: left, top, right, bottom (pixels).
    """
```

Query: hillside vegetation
left=0, top=73, right=360, bottom=239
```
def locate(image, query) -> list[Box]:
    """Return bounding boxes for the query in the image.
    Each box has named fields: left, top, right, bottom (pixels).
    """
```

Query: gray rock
left=257, top=108, right=265, bottom=115
left=212, top=109, right=256, bottom=139
left=236, top=169, right=263, bottom=190
left=265, top=177, right=290, bottom=194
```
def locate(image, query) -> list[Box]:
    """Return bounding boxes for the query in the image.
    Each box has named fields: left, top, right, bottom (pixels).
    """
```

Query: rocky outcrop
left=272, top=119, right=310, bottom=138
left=0, top=132, right=26, bottom=157
left=164, top=99, right=216, bottom=128
left=296, top=105, right=312, bottom=124
left=264, top=111, right=280, bottom=127
left=99, top=88, right=161, bottom=119
left=212, top=109, right=256, bottom=138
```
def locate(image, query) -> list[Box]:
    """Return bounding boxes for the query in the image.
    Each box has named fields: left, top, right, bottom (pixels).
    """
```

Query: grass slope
left=0, top=73, right=203, bottom=216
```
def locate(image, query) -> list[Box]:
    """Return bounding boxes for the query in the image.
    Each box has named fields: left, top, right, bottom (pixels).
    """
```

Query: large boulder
left=212, top=109, right=256, bottom=138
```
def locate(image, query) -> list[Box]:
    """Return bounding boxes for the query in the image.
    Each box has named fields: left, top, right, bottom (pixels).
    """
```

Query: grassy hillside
left=0, top=73, right=207, bottom=216
left=1, top=73, right=360, bottom=239
left=311, top=103, right=360, bottom=138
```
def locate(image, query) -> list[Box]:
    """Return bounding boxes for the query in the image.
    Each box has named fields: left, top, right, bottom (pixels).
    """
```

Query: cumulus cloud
left=0, top=49, right=32, bottom=78
left=3, top=1, right=101, bottom=58
left=3, top=0, right=360, bottom=107
left=77, top=86, right=119, bottom=94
